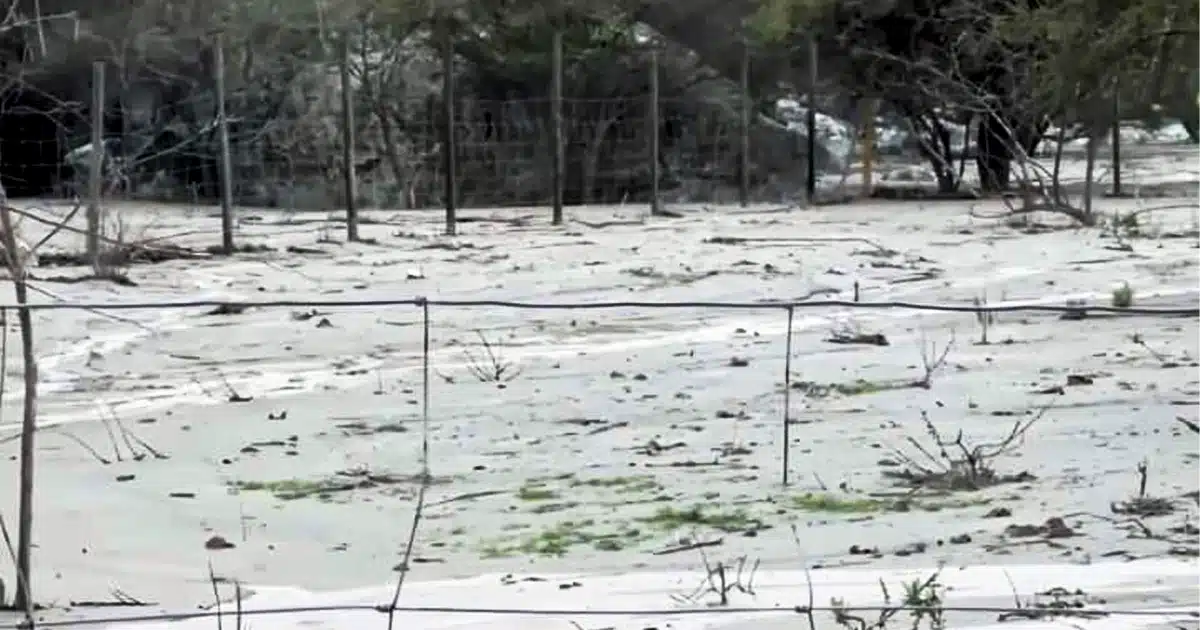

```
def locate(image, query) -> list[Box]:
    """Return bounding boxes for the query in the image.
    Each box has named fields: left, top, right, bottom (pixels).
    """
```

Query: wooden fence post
left=214, top=31, right=236, bottom=253
left=340, top=34, right=359, bottom=240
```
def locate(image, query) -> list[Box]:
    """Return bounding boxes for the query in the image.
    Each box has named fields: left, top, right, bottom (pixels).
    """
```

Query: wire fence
left=6, top=23, right=1182, bottom=259
left=0, top=294, right=1195, bottom=628
left=8, top=31, right=836, bottom=221
left=2, top=601, right=1197, bottom=629
left=24, top=93, right=782, bottom=209
left=1, top=296, right=1197, bottom=313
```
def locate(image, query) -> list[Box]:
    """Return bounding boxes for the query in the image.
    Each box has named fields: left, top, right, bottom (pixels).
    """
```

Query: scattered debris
left=204, top=535, right=235, bottom=550
left=1003, top=517, right=1076, bottom=539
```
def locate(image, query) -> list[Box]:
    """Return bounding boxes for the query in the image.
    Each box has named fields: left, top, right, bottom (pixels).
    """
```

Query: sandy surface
left=0, top=181, right=1195, bottom=627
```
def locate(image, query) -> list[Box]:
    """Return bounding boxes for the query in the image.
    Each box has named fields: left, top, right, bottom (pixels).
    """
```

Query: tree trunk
left=976, top=113, right=1013, bottom=192
left=0, top=191, right=37, bottom=617
left=375, top=105, right=410, bottom=202
left=1051, top=121, right=1067, bottom=204
left=1176, top=98, right=1200, bottom=142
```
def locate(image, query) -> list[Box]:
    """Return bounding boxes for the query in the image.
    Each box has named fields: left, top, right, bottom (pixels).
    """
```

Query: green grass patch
left=638, top=505, right=760, bottom=532
left=516, top=483, right=559, bottom=501
left=232, top=478, right=351, bottom=501
left=480, top=519, right=648, bottom=558
left=834, top=379, right=890, bottom=396
left=569, top=474, right=660, bottom=494
left=528, top=501, right=579, bottom=514
left=785, top=492, right=993, bottom=515
left=789, top=492, right=885, bottom=513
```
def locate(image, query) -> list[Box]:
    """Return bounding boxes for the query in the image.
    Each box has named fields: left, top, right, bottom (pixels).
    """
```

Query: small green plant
left=1111, top=282, right=1134, bottom=308
left=831, top=570, right=946, bottom=629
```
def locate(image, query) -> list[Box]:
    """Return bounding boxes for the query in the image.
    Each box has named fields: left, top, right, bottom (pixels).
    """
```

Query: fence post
left=738, top=43, right=750, bottom=207
left=339, top=35, right=359, bottom=240
left=1110, top=87, right=1122, bottom=197
left=781, top=305, right=795, bottom=486
left=440, top=24, right=457, bottom=236
left=648, top=48, right=661, bottom=216
left=805, top=36, right=818, bottom=202
left=214, top=32, right=236, bottom=254
left=87, top=61, right=104, bottom=272
left=550, top=31, right=564, bottom=225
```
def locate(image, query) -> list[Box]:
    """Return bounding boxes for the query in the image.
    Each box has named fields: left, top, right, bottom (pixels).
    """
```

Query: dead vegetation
left=1110, top=460, right=1179, bottom=518
left=5, top=202, right=203, bottom=284
left=670, top=546, right=759, bottom=607
left=913, top=332, right=955, bottom=389
left=460, top=330, right=522, bottom=385
left=883, top=406, right=1045, bottom=491
left=826, top=321, right=890, bottom=346
left=54, top=407, right=168, bottom=465
left=997, top=578, right=1109, bottom=624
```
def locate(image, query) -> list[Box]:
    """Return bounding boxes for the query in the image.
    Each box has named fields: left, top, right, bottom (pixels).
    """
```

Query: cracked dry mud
left=0, top=195, right=1195, bottom=623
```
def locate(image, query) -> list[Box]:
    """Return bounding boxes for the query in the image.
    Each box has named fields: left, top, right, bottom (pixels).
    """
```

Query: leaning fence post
left=781, top=305, right=795, bottom=486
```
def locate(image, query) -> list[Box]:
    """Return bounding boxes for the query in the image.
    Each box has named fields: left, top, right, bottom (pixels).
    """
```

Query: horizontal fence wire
left=4, top=600, right=1195, bottom=624
left=2, top=602, right=1196, bottom=628
left=0, top=297, right=1196, bottom=315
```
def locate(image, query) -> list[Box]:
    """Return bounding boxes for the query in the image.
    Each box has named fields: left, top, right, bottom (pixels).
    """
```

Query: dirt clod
left=204, top=535, right=235, bottom=550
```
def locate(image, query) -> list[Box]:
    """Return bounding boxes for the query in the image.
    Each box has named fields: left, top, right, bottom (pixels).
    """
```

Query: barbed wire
left=0, top=296, right=1195, bottom=315
left=4, top=600, right=1197, bottom=629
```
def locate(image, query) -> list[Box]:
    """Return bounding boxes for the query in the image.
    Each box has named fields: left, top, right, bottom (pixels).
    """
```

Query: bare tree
left=0, top=187, right=39, bottom=614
